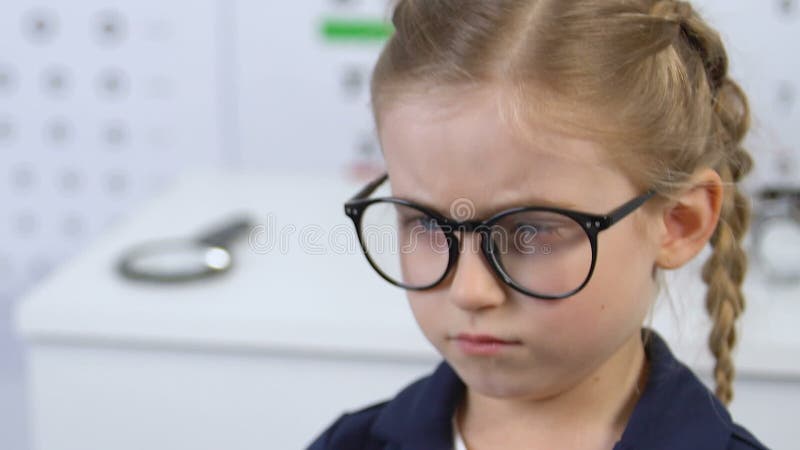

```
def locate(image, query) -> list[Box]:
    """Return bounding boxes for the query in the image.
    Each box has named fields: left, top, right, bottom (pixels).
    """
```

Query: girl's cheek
left=517, top=294, right=612, bottom=346
left=407, top=295, right=445, bottom=330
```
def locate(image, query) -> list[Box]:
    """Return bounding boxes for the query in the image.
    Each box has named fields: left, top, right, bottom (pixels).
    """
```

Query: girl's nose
left=445, top=230, right=507, bottom=312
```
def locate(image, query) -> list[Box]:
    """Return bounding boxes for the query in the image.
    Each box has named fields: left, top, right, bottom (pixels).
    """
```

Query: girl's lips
left=452, top=333, right=521, bottom=356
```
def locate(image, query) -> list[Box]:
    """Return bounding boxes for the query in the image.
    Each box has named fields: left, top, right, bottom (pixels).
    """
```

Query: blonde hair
left=370, top=0, right=752, bottom=406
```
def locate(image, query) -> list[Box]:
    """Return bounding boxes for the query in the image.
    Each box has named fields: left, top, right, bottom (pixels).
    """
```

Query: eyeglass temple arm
left=348, top=172, right=389, bottom=202
left=604, top=189, right=657, bottom=227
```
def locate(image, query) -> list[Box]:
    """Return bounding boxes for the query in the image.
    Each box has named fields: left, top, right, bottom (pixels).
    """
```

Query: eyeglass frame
left=344, top=172, right=657, bottom=300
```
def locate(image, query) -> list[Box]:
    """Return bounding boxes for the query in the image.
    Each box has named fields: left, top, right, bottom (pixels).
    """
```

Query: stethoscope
left=116, top=215, right=255, bottom=283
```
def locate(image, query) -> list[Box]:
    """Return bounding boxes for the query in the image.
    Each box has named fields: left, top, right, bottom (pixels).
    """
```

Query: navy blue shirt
left=308, top=328, right=769, bottom=450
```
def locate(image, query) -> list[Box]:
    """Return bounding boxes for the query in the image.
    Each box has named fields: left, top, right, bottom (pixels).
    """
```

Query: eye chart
left=0, top=0, right=222, bottom=301
left=234, top=0, right=389, bottom=172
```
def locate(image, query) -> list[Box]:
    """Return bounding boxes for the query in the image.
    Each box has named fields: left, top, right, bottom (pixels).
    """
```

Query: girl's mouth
left=452, top=333, right=522, bottom=356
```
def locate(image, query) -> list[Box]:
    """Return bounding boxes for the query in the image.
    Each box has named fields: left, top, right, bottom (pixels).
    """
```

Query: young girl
left=310, top=1, right=769, bottom=449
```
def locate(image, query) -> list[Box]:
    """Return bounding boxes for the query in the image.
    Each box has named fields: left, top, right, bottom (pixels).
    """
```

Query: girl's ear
left=655, top=168, right=724, bottom=270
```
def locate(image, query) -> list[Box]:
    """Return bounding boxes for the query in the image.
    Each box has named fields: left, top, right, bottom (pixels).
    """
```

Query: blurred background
left=0, top=1, right=798, bottom=449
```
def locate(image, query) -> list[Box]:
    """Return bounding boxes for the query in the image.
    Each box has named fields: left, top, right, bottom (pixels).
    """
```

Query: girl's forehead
left=379, top=89, right=626, bottom=213
left=378, top=87, right=612, bottom=168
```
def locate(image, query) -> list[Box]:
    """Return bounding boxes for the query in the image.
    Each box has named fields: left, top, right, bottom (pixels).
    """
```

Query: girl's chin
left=449, top=358, right=568, bottom=400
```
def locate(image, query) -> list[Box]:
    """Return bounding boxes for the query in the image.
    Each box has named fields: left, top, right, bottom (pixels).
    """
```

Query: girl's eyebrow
left=397, top=193, right=578, bottom=216
left=492, top=196, right=578, bottom=210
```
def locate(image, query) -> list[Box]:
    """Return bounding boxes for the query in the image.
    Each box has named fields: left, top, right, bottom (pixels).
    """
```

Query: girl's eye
left=420, top=217, right=440, bottom=231
left=402, top=215, right=438, bottom=231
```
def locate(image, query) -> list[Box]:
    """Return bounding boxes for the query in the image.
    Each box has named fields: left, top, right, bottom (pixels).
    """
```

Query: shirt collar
left=613, top=327, right=733, bottom=450
left=371, top=358, right=464, bottom=449
left=371, top=327, right=735, bottom=450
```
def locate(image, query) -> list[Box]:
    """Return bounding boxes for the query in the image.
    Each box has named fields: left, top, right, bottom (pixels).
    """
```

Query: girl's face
left=378, top=87, right=659, bottom=401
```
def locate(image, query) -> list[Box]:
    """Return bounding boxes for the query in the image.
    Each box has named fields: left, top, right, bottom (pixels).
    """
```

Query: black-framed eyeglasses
left=344, top=172, right=657, bottom=300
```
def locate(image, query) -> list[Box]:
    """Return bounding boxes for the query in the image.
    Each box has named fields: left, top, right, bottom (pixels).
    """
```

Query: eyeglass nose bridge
left=440, top=218, right=514, bottom=286
left=440, top=219, right=502, bottom=259
left=439, top=219, right=494, bottom=251
left=443, top=218, right=486, bottom=233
